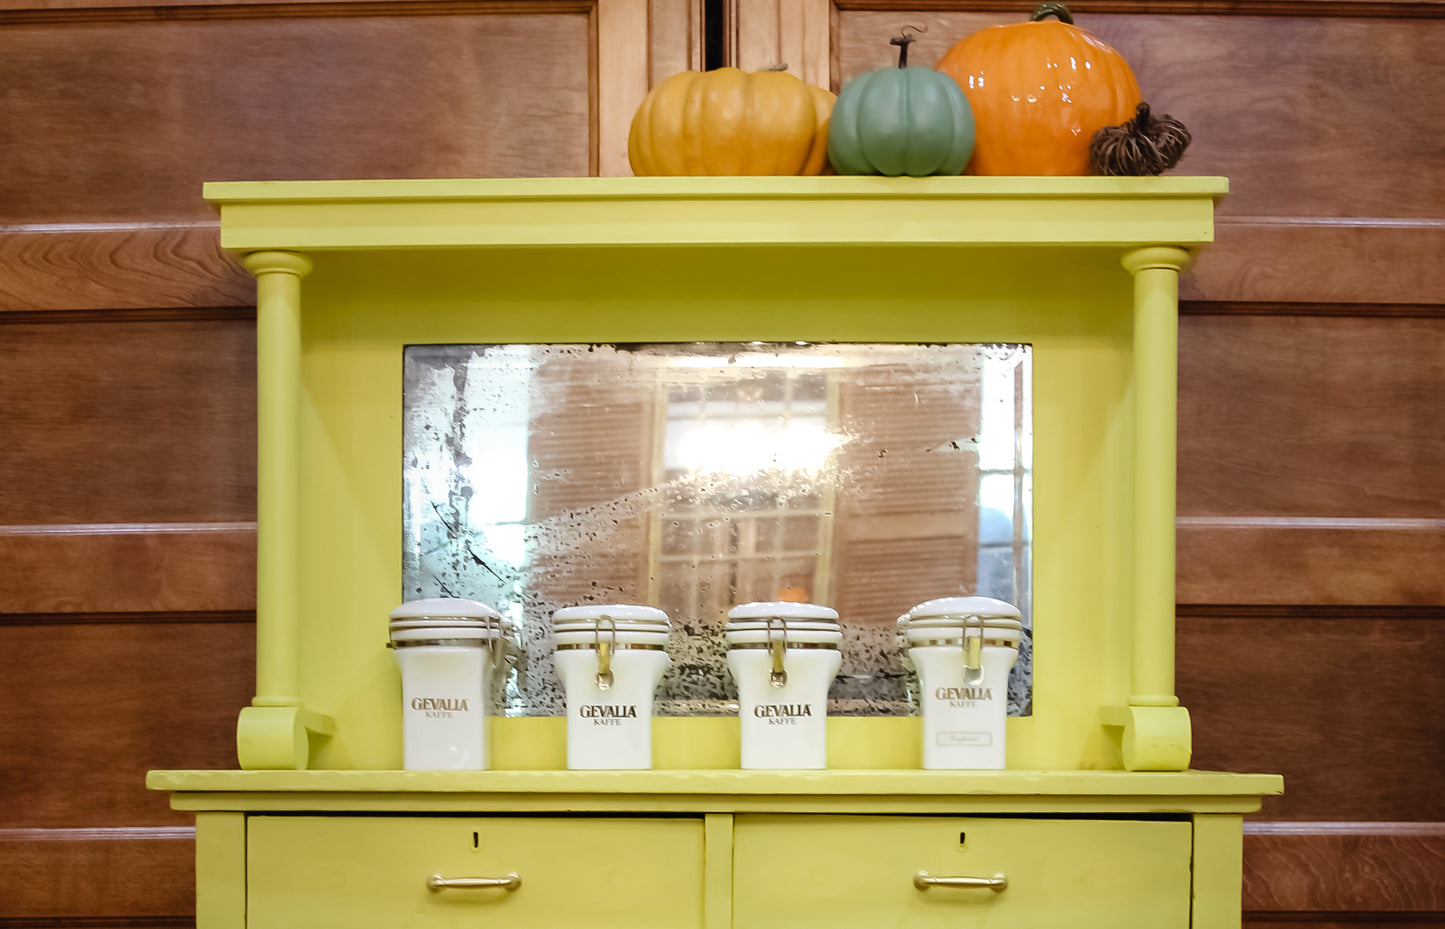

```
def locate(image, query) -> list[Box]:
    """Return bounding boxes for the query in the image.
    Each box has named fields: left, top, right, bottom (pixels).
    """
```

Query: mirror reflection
left=402, top=342, right=1032, bottom=717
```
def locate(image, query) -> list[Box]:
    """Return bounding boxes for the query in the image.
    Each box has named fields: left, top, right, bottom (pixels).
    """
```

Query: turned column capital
left=1121, top=246, right=1192, bottom=276
left=243, top=250, right=313, bottom=279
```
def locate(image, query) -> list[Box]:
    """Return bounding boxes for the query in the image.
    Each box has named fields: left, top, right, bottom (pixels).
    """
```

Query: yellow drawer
left=247, top=815, right=705, bottom=928
left=733, top=815, right=1192, bottom=929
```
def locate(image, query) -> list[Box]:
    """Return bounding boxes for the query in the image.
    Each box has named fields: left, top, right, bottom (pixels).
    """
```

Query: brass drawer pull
left=913, top=871, right=1008, bottom=892
left=427, top=873, right=522, bottom=892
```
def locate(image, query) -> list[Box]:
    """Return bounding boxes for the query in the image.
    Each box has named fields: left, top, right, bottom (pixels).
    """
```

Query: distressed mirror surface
left=403, top=342, right=1032, bottom=717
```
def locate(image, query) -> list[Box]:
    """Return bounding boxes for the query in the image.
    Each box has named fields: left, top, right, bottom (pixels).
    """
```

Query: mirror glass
left=402, top=342, right=1032, bottom=717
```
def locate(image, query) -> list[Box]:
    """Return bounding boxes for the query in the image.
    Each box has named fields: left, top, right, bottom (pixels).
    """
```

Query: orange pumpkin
left=628, top=68, right=835, bottom=176
left=934, top=2, right=1142, bottom=176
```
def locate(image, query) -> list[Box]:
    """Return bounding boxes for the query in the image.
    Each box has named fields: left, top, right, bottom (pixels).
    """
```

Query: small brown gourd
left=1088, top=103, right=1192, bottom=176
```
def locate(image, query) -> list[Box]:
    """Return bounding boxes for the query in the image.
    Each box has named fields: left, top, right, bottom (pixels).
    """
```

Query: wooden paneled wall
left=2, top=0, right=1441, bottom=925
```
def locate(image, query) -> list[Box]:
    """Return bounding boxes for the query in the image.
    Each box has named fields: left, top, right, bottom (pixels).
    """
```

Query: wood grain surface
left=0, top=621, right=254, bottom=829
left=730, top=0, right=832, bottom=86
left=0, top=828, right=196, bottom=920
left=0, top=0, right=590, bottom=14
left=1245, top=919, right=1445, bottom=928
left=0, top=11, right=592, bottom=224
left=1175, top=313, right=1444, bottom=605
left=0, top=225, right=253, bottom=312
left=1177, top=521, right=1445, bottom=605
left=0, top=316, right=256, bottom=525
left=0, top=526, right=257, bottom=614
left=1179, top=609, right=1445, bottom=822
left=1182, top=314, right=1440, bottom=519
left=1244, top=824, right=1445, bottom=912
left=1184, top=221, right=1445, bottom=305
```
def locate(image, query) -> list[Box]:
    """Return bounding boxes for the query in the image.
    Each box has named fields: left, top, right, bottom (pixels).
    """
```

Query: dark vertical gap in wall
left=704, top=0, right=724, bottom=70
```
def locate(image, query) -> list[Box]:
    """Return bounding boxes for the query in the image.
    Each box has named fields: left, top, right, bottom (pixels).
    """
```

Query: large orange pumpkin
left=628, top=68, right=835, bottom=176
left=935, top=2, right=1142, bottom=176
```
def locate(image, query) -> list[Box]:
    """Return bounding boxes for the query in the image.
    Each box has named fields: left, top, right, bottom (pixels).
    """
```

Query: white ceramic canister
left=388, top=597, right=509, bottom=771
left=901, top=596, right=1023, bottom=770
left=552, top=605, right=672, bottom=770
left=725, top=602, right=842, bottom=770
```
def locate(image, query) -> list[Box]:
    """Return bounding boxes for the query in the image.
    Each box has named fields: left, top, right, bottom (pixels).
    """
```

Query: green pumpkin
left=827, top=34, right=975, bottom=177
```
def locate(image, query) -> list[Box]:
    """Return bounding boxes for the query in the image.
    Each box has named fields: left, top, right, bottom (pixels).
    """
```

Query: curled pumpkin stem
left=1089, top=102, right=1192, bottom=176
left=890, top=33, right=917, bottom=67
left=890, top=24, right=926, bottom=67
left=1031, top=2, right=1074, bottom=24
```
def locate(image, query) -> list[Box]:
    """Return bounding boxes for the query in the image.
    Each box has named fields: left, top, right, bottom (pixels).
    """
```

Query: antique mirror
left=402, top=342, right=1032, bottom=717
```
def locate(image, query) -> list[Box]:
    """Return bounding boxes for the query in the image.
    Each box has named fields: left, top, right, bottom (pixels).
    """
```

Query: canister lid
left=904, top=596, right=1022, bottom=630
left=725, top=601, right=839, bottom=631
left=389, top=597, right=504, bottom=622
left=388, top=597, right=507, bottom=642
left=552, top=604, right=671, bottom=632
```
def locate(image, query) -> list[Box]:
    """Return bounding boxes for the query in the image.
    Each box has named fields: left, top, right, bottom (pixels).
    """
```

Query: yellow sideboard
left=150, top=768, right=1278, bottom=929
left=149, top=176, right=1280, bottom=928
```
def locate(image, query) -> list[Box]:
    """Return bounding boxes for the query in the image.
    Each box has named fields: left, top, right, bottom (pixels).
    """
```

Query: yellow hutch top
left=149, top=175, right=1276, bottom=783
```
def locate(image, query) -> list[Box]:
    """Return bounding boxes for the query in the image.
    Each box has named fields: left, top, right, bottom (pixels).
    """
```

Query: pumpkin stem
left=890, top=32, right=919, bottom=68
left=1030, top=2, right=1074, bottom=24
left=761, top=62, right=789, bottom=72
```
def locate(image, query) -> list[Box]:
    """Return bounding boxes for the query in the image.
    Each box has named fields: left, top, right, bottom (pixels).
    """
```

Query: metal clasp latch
left=767, top=617, right=789, bottom=688
left=594, top=615, right=616, bottom=691
left=962, top=615, right=985, bottom=686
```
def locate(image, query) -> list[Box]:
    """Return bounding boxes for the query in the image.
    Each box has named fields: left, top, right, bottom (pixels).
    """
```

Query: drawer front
left=247, top=815, right=704, bottom=928
left=733, top=815, right=1192, bottom=929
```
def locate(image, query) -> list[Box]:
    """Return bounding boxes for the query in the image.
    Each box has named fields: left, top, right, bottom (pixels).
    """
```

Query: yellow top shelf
left=203, top=176, right=1227, bottom=252
left=148, top=768, right=1281, bottom=814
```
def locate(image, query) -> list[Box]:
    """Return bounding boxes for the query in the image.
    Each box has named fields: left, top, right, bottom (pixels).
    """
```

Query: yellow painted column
left=1123, top=245, right=1188, bottom=707
left=245, top=250, right=310, bottom=708
left=236, top=251, right=332, bottom=770
left=1104, top=246, right=1193, bottom=771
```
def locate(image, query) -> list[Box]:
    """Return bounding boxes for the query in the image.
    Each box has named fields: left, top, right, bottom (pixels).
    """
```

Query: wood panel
left=0, top=225, right=252, bottom=313
left=0, top=828, right=195, bottom=922
left=1174, top=313, right=1444, bottom=606
left=729, top=0, right=832, bottom=87
left=1185, top=221, right=1445, bottom=305
left=0, top=0, right=586, bottom=12
left=0, top=621, right=255, bottom=828
left=0, top=11, right=594, bottom=226
left=1243, top=824, right=1445, bottom=914
left=0, top=526, right=257, bottom=614
left=1244, top=921, right=1445, bottom=928
left=649, top=0, right=703, bottom=82
left=0, top=315, right=257, bottom=525
left=1177, top=521, right=1445, bottom=606
left=1178, top=609, right=1445, bottom=823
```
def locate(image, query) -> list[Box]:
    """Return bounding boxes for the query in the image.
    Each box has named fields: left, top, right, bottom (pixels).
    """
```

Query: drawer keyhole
left=473, top=832, right=479, bottom=849
left=959, top=832, right=967, bottom=846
